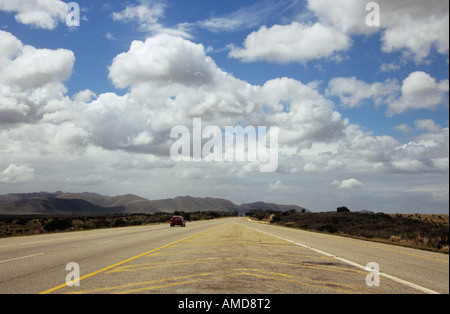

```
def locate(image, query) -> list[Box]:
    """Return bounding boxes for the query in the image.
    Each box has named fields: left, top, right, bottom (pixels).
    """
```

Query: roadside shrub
left=247, top=209, right=449, bottom=251
left=337, top=206, right=350, bottom=213
left=44, top=218, right=73, bottom=232
left=113, top=218, right=127, bottom=227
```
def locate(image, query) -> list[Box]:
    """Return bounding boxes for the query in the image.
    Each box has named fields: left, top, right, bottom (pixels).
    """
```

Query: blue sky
left=3, top=0, right=447, bottom=135
left=0, top=0, right=449, bottom=213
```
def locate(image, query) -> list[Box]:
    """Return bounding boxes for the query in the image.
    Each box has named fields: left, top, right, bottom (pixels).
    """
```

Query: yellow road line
left=39, top=227, right=216, bottom=294
left=119, top=279, right=201, bottom=294
left=108, top=257, right=221, bottom=273
left=68, top=272, right=215, bottom=294
left=42, top=220, right=433, bottom=294
left=220, top=268, right=366, bottom=294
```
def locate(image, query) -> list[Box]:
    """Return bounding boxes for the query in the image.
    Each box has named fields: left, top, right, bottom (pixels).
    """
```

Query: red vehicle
left=170, top=216, right=186, bottom=227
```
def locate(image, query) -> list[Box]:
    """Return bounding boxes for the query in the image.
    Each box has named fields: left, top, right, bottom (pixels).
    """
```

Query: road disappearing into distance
left=0, top=217, right=448, bottom=294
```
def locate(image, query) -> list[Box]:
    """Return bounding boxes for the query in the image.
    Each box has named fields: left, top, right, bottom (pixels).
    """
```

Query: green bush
left=44, top=218, right=73, bottom=232
left=247, top=209, right=449, bottom=251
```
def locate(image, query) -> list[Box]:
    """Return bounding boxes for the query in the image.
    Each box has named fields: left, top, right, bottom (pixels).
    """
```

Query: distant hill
left=0, top=196, right=125, bottom=215
left=0, top=192, right=308, bottom=215
left=0, top=191, right=63, bottom=205
left=149, top=196, right=242, bottom=213
left=57, top=192, right=160, bottom=213
left=241, top=202, right=307, bottom=212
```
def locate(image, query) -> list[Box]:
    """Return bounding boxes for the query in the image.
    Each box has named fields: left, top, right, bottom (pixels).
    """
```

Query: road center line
left=246, top=225, right=440, bottom=294
left=39, top=225, right=219, bottom=294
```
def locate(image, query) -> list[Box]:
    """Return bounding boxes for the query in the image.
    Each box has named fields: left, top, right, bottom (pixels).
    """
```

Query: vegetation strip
left=0, top=211, right=236, bottom=238
left=247, top=210, right=449, bottom=253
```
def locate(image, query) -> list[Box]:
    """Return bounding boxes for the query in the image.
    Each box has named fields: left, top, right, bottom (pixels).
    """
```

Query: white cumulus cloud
left=109, top=34, right=222, bottom=89
left=334, top=178, right=364, bottom=189
left=0, top=30, right=75, bottom=125
left=0, top=164, right=34, bottom=183
left=229, top=22, right=351, bottom=63
left=0, top=0, right=67, bottom=29
left=326, top=71, right=449, bottom=116
left=112, top=0, right=166, bottom=32
left=307, top=0, right=449, bottom=63
left=387, top=71, right=449, bottom=116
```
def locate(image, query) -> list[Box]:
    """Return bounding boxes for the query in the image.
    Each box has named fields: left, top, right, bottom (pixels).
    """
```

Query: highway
left=0, top=217, right=448, bottom=294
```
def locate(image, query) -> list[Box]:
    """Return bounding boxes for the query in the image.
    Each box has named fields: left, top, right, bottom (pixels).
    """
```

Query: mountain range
left=0, top=192, right=308, bottom=215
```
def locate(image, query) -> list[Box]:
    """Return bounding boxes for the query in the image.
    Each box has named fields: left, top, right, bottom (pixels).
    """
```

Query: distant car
left=170, top=216, right=186, bottom=227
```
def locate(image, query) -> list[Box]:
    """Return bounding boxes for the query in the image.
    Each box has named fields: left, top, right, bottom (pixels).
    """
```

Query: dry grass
left=389, top=213, right=449, bottom=225
left=248, top=210, right=449, bottom=253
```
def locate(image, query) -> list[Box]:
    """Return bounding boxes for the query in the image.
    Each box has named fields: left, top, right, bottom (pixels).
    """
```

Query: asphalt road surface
left=0, top=217, right=448, bottom=294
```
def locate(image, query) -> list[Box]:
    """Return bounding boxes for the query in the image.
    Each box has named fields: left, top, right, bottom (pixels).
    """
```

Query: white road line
left=0, top=231, right=125, bottom=249
left=97, top=240, right=114, bottom=244
left=248, top=226, right=440, bottom=294
left=0, top=253, right=45, bottom=264
left=0, top=239, right=56, bottom=248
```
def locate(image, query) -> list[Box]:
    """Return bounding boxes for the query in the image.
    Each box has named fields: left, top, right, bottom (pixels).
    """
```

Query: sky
left=0, top=0, right=449, bottom=214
